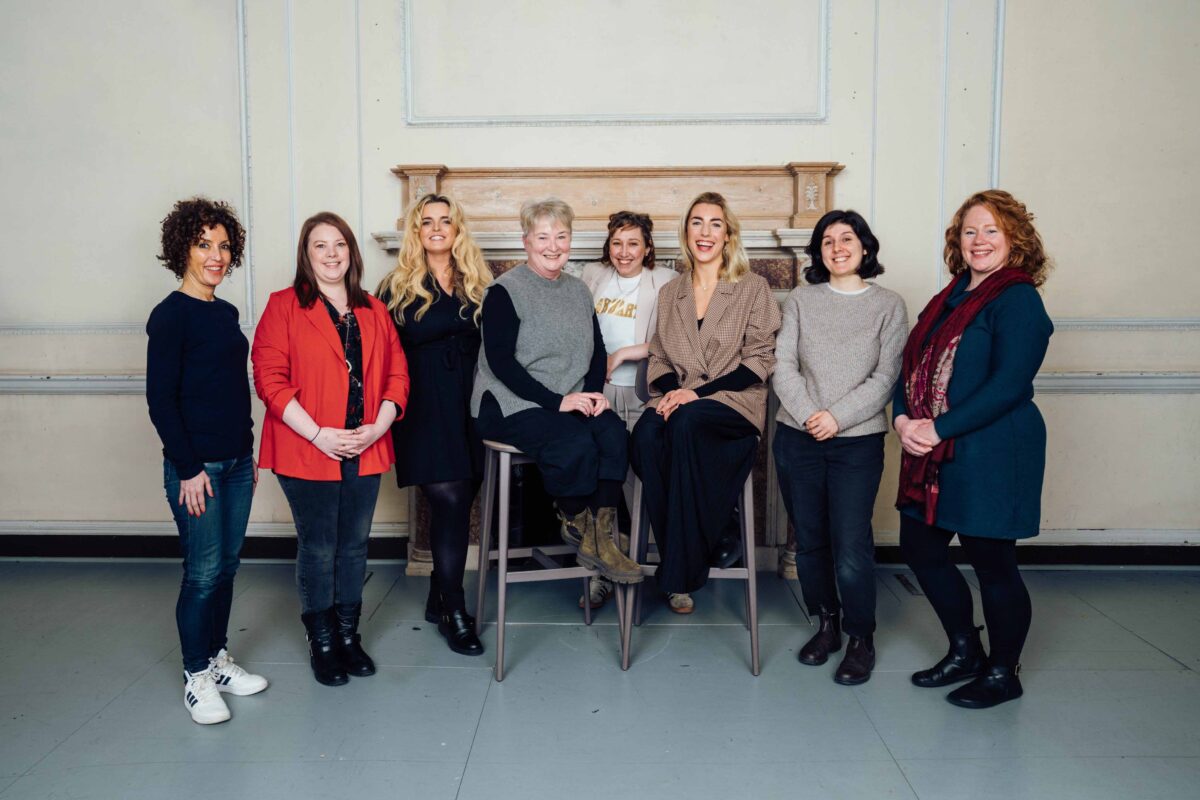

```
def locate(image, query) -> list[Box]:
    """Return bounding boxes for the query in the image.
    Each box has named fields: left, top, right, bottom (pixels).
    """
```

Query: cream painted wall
left=1, top=0, right=1196, bottom=544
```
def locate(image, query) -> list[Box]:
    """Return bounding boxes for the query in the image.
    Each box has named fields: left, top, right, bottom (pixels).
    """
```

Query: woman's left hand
left=346, top=421, right=388, bottom=456
left=805, top=410, right=839, bottom=441
left=252, top=458, right=259, bottom=493
left=658, top=388, right=699, bottom=420
left=910, top=418, right=942, bottom=447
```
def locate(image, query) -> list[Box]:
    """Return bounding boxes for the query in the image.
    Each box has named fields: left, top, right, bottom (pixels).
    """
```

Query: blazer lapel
left=634, top=270, right=656, bottom=345
left=355, top=304, right=377, bottom=372
left=698, top=282, right=734, bottom=351
left=673, top=277, right=705, bottom=369
left=303, top=300, right=345, bottom=361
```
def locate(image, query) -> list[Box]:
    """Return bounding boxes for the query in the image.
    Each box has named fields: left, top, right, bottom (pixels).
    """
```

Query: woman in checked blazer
left=629, top=192, right=782, bottom=613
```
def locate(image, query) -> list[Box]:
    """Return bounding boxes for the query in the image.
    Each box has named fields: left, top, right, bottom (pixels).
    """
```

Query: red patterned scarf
left=896, top=268, right=1034, bottom=523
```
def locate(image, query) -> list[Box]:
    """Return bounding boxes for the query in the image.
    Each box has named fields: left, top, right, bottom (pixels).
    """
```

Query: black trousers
left=630, top=400, right=758, bottom=595
left=475, top=395, right=628, bottom=500
left=774, top=426, right=884, bottom=637
left=899, top=515, right=1032, bottom=668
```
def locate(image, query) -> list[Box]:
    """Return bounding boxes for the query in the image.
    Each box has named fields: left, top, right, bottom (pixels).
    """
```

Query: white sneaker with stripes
left=209, top=649, right=268, bottom=696
left=183, top=667, right=231, bottom=725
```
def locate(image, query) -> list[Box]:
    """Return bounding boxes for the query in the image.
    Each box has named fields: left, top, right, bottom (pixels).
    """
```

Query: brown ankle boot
left=798, top=608, right=842, bottom=666
left=577, top=508, right=643, bottom=584
left=833, top=635, right=875, bottom=685
left=558, top=509, right=587, bottom=547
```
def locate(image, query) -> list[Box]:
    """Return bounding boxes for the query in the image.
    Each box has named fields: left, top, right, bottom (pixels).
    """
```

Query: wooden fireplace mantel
left=373, top=163, right=845, bottom=256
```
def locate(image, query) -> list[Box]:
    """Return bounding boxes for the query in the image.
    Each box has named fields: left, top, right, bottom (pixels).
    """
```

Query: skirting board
left=0, top=521, right=407, bottom=538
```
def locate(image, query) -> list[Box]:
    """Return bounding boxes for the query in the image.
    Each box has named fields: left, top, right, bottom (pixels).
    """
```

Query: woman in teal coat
left=894, top=189, right=1053, bottom=709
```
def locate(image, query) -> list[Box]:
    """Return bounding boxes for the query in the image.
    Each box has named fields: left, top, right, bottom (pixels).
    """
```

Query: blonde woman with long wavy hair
left=629, top=192, right=781, bottom=614
left=376, top=193, right=491, bottom=657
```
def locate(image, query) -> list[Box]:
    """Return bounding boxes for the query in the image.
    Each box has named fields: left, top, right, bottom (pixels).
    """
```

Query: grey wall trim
left=0, top=520, right=407, bottom=538
left=989, top=0, right=1006, bottom=187
left=401, top=0, right=831, bottom=127
left=1053, top=318, right=1200, bottom=331
left=4, top=372, right=1198, bottom=397
left=875, top=529, right=1198, bottom=547
left=1033, top=373, right=1200, bottom=394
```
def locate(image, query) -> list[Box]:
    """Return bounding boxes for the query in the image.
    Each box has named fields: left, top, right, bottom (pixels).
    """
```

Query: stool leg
left=475, top=450, right=498, bottom=636
left=496, top=452, right=511, bottom=682
left=582, top=576, right=592, bottom=626
left=622, top=477, right=645, bottom=670
left=742, top=478, right=760, bottom=676
left=634, top=481, right=650, bottom=627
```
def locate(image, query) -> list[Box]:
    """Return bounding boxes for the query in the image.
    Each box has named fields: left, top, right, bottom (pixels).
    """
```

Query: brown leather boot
left=558, top=509, right=586, bottom=547
left=798, top=608, right=842, bottom=665
left=833, top=635, right=875, bottom=685
left=577, top=508, right=643, bottom=584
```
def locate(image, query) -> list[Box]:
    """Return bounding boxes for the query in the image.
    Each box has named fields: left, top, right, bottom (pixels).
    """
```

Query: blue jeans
left=164, top=455, right=255, bottom=673
left=773, top=426, right=884, bottom=638
left=277, top=459, right=381, bottom=615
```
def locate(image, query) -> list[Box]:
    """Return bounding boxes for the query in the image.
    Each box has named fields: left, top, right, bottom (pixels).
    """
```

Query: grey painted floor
left=1, top=561, right=1198, bottom=799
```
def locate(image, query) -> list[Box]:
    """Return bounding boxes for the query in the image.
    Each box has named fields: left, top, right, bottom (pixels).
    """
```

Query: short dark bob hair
left=600, top=210, right=656, bottom=269
left=157, top=197, right=246, bottom=279
left=293, top=211, right=371, bottom=309
left=803, top=209, right=884, bottom=284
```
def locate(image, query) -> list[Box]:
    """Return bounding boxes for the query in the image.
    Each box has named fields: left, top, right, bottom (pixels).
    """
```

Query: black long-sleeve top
left=146, top=292, right=254, bottom=479
left=480, top=285, right=607, bottom=411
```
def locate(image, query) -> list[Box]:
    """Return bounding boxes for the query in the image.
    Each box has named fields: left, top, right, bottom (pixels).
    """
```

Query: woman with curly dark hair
left=773, top=209, right=907, bottom=686
left=146, top=197, right=267, bottom=725
left=894, top=189, right=1053, bottom=709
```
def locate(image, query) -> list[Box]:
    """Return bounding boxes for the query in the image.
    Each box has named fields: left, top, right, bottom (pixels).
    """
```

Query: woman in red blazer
left=252, top=211, right=409, bottom=687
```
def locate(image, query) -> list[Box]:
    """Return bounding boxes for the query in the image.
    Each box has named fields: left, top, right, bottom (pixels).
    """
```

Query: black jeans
left=774, top=426, right=884, bottom=638
left=899, top=514, right=1032, bottom=668
left=277, top=459, right=382, bottom=614
left=630, top=400, right=757, bottom=595
left=475, top=395, right=628, bottom=500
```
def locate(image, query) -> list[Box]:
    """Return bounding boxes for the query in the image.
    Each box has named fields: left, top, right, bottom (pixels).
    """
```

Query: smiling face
left=182, top=225, right=232, bottom=293
left=306, top=222, right=351, bottom=291
left=418, top=201, right=457, bottom=258
left=960, top=204, right=1012, bottom=287
left=686, top=202, right=728, bottom=269
left=820, top=222, right=865, bottom=279
left=608, top=225, right=646, bottom=278
left=523, top=216, right=572, bottom=279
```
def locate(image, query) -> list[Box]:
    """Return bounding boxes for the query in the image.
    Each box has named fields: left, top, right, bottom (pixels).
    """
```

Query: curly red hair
left=943, top=189, right=1052, bottom=287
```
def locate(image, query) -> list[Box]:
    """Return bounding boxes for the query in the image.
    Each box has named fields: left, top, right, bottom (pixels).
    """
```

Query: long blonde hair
left=377, top=194, right=492, bottom=325
left=676, top=191, right=751, bottom=283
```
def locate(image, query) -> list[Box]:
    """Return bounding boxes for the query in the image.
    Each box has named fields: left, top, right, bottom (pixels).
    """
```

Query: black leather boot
left=798, top=608, right=842, bottom=666
left=301, top=609, right=349, bottom=686
left=333, top=602, right=376, bottom=677
left=425, top=572, right=440, bottom=624
left=912, top=627, right=986, bottom=688
left=946, top=664, right=1023, bottom=709
left=833, top=635, right=875, bottom=685
left=437, top=593, right=484, bottom=657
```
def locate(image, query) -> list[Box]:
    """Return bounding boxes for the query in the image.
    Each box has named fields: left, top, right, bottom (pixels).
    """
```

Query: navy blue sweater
left=146, top=292, right=254, bottom=480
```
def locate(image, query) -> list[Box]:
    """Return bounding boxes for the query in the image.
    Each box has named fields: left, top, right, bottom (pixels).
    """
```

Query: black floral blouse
left=321, top=297, right=365, bottom=432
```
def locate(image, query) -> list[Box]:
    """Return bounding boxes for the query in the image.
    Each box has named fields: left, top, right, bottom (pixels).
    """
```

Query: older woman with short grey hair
left=471, top=198, right=643, bottom=584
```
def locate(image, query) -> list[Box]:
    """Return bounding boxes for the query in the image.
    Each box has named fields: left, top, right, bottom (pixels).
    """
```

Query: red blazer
left=252, top=288, right=410, bottom=480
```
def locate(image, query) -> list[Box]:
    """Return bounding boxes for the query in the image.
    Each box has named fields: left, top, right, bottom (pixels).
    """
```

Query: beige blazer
left=581, top=262, right=679, bottom=399
left=646, top=271, right=782, bottom=431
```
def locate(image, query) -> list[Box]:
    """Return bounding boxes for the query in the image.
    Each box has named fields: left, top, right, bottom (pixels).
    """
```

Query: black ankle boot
left=333, top=602, right=376, bottom=677
left=946, top=664, right=1023, bottom=709
left=912, top=627, right=986, bottom=688
left=798, top=608, right=842, bottom=666
left=425, top=573, right=440, bottom=624
left=301, top=609, right=349, bottom=686
left=834, top=635, right=875, bottom=685
left=437, top=593, right=484, bottom=657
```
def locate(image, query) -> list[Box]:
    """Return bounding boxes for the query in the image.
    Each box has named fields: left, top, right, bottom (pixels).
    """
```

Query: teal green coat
left=893, top=276, right=1053, bottom=539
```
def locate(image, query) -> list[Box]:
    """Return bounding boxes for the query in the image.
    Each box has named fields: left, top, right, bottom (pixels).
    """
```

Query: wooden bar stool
left=474, top=439, right=627, bottom=681
left=620, top=470, right=760, bottom=675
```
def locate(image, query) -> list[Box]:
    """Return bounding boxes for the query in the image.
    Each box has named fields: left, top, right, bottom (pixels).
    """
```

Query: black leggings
left=422, top=480, right=476, bottom=611
left=899, top=515, right=1032, bottom=668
